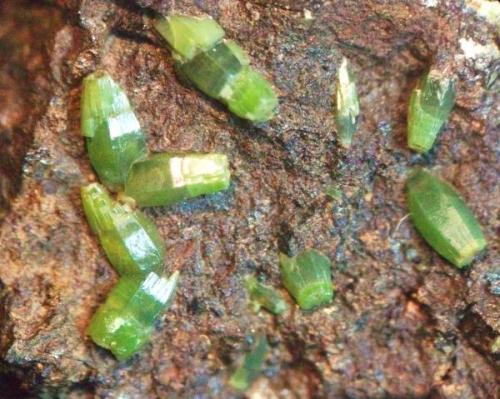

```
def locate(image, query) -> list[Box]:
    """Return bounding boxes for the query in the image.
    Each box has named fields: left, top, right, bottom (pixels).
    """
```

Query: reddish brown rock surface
left=0, top=1, right=498, bottom=398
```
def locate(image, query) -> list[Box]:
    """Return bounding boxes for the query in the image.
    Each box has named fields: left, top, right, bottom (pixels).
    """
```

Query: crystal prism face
left=124, top=153, right=230, bottom=207
left=407, top=72, right=456, bottom=153
left=81, top=183, right=165, bottom=276
left=81, top=72, right=147, bottom=189
left=280, top=250, right=333, bottom=310
left=407, top=169, right=486, bottom=267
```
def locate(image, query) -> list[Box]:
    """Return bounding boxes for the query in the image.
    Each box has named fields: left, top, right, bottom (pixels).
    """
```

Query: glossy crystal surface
left=81, top=183, right=165, bottom=276
left=335, top=57, right=359, bottom=148
left=407, top=169, right=486, bottom=267
left=87, top=271, right=179, bottom=360
left=124, top=153, right=230, bottom=207
left=280, top=249, right=333, bottom=310
left=407, top=72, right=455, bottom=153
left=82, top=72, right=147, bottom=189
left=155, top=15, right=224, bottom=61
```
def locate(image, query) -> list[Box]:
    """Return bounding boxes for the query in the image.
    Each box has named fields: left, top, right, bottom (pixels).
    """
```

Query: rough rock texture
left=0, top=0, right=498, bottom=398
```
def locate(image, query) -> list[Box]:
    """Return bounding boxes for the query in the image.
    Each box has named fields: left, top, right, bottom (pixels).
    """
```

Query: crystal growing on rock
left=407, top=71, right=456, bottom=153
left=245, top=276, right=288, bottom=315
left=335, top=57, right=359, bottom=148
left=229, top=335, right=269, bottom=391
left=155, top=14, right=278, bottom=122
left=280, top=249, right=333, bottom=310
left=406, top=169, right=486, bottom=267
left=124, top=152, right=230, bottom=207
left=81, top=71, right=147, bottom=189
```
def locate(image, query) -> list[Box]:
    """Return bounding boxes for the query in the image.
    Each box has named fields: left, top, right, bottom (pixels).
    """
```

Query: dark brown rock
left=0, top=0, right=498, bottom=397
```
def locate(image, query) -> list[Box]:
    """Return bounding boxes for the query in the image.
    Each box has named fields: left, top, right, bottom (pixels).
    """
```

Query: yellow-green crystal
left=280, top=249, right=333, bottom=310
left=81, top=183, right=165, bottom=276
left=406, top=169, right=486, bottom=267
left=407, top=71, right=455, bottom=153
left=335, top=57, right=359, bottom=148
left=124, top=152, right=230, bottom=207
left=245, top=276, right=287, bottom=315
left=81, top=71, right=147, bottom=189
left=87, top=271, right=179, bottom=360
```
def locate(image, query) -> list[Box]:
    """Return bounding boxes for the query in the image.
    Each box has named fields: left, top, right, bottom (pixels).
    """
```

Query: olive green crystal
left=406, top=169, right=486, bottom=267
left=124, top=152, right=230, bottom=207
left=155, top=14, right=278, bottom=122
left=280, top=249, right=333, bottom=310
left=87, top=271, right=179, bottom=360
left=229, top=335, right=269, bottom=391
left=407, top=71, right=456, bottom=153
left=335, top=57, right=360, bottom=148
left=245, top=276, right=288, bottom=315
left=81, top=71, right=147, bottom=189
left=81, top=183, right=165, bottom=276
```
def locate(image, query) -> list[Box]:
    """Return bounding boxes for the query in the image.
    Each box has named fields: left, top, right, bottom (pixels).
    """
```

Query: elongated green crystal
left=81, top=183, right=165, bottom=276
left=229, top=335, right=269, bottom=391
left=155, top=14, right=278, bottom=122
left=245, top=276, right=288, bottom=315
left=335, top=57, right=359, bottom=148
left=124, top=152, right=230, bottom=207
left=87, top=271, right=179, bottom=360
left=406, top=169, right=486, bottom=267
left=154, top=15, right=225, bottom=61
left=81, top=71, right=147, bottom=189
left=279, top=249, right=333, bottom=310
left=407, top=71, right=455, bottom=153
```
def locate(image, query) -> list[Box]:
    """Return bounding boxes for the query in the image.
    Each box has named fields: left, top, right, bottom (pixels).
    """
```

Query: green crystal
left=155, top=14, right=278, bottom=123
left=223, top=66, right=278, bottom=123
left=407, top=71, right=455, bottom=153
left=87, top=271, right=179, bottom=360
left=244, top=276, right=288, bottom=315
left=229, top=335, right=269, bottom=391
left=124, top=152, right=230, bottom=207
left=81, top=183, right=165, bottom=276
left=179, top=42, right=245, bottom=99
left=82, top=71, right=147, bottom=189
left=280, top=249, right=333, bottom=310
left=335, top=57, right=359, bottom=148
left=406, top=169, right=486, bottom=267
left=154, top=15, right=224, bottom=61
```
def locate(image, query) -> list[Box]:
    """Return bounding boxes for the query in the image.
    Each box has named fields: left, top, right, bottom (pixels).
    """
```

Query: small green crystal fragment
left=407, top=71, right=456, bottom=153
left=229, top=335, right=269, bottom=391
left=223, top=66, right=278, bottom=123
left=179, top=42, right=245, bottom=99
left=335, top=57, right=359, bottom=148
left=280, top=249, right=333, bottom=310
left=406, top=169, right=486, bottom=267
left=82, top=72, right=147, bottom=189
left=244, top=276, right=288, bottom=315
left=155, top=15, right=224, bottom=61
left=87, top=271, right=179, bottom=360
left=81, top=183, right=165, bottom=276
left=124, top=152, right=230, bottom=207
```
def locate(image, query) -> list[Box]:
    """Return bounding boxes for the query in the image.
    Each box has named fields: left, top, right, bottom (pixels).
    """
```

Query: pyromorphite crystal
left=154, top=15, right=224, bottom=61
left=229, top=335, right=269, bottom=391
left=244, top=276, right=288, bottom=315
left=81, top=71, right=147, bottom=189
left=124, top=153, right=230, bottom=207
left=406, top=169, right=486, bottom=267
left=335, top=57, right=359, bottom=148
left=155, top=14, right=278, bottom=122
left=280, top=249, right=333, bottom=310
left=87, top=271, right=179, bottom=360
left=81, top=183, right=165, bottom=276
left=407, top=71, right=455, bottom=153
